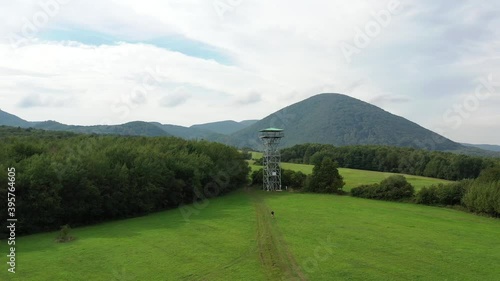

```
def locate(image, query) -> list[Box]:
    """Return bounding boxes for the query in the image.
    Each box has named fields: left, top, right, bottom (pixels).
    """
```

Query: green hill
left=0, top=109, right=31, bottom=127
left=1, top=97, right=498, bottom=157
left=150, top=122, right=209, bottom=138
left=191, top=120, right=257, bottom=135
left=462, top=143, right=500, bottom=152
left=33, top=120, right=171, bottom=136
left=229, top=93, right=464, bottom=151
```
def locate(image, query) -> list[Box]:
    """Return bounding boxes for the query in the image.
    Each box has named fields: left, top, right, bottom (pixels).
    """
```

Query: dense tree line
left=0, top=130, right=250, bottom=237
left=416, top=167, right=500, bottom=217
left=281, top=143, right=497, bottom=181
left=250, top=168, right=307, bottom=189
left=350, top=166, right=500, bottom=218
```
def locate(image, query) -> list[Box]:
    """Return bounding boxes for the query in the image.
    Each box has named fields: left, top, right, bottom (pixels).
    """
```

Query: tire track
left=250, top=190, right=307, bottom=281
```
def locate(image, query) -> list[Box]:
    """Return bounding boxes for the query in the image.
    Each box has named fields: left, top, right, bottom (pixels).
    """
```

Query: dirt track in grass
left=249, top=189, right=307, bottom=281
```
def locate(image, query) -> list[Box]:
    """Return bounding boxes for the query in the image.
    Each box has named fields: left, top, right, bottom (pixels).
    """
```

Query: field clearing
left=3, top=190, right=499, bottom=280
left=251, top=151, right=263, bottom=159
left=250, top=162, right=452, bottom=191
left=1, top=191, right=265, bottom=281
left=264, top=191, right=500, bottom=280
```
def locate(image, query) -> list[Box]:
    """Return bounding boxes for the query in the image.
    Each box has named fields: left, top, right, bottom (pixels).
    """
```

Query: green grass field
left=264, top=192, right=500, bottom=280
left=2, top=190, right=499, bottom=280
left=251, top=151, right=263, bottom=159
left=1, top=191, right=266, bottom=281
left=250, top=162, right=452, bottom=191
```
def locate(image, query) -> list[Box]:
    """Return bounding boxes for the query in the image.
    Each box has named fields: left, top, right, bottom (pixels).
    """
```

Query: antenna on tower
left=259, top=128, right=284, bottom=191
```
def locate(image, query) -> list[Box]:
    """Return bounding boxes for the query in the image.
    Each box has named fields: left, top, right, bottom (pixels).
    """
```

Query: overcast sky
left=1, top=0, right=499, bottom=144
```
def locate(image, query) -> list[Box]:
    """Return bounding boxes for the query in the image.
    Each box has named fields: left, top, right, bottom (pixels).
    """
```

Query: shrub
left=56, top=224, right=74, bottom=243
left=282, top=169, right=307, bottom=189
left=437, top=180, right=472, bottom=205
left=351, top=175, right=414, bottom=201
left=416, top=180, right=473, bottom=206
left=415, top=186, right=439, bottom=205
left=462, top=181, right=500, bottom=217
left=253, top=158, right=263, bottom=166
left=351, top=184, right=379, bottom=198
left=379, top=175, right=415, bottom=200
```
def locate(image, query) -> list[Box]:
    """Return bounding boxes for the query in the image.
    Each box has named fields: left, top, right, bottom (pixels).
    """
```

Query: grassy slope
left=264, top=192, right=500, bottom=281
left=250, top=162, right=452, bottom=191
left=1, top=191, right=265, bottom=281
left=250, top=190, right=306, bottom=280
left=251, top=152, right=263, bottom=159
left=2, top=190, right=500, bottom=280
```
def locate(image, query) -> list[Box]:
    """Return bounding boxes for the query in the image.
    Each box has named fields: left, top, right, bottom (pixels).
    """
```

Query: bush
left=379, top=175, right=415, bottom=200
left=416, top=180, right=473, bottom=206
left=437, top=180, right=472, bottom=205
left=282, top=169, right=307, bottom=189
left=415, top=186, right=439, bottom=205
left=351, top=184, right=379, bottom=198
left=351, top=175, right=414, bottom=201
left=462, top=181, right=500, bottom=217
left=253, top=158, right=263, bottom=166
left=56, top=224, right=74, bottom=243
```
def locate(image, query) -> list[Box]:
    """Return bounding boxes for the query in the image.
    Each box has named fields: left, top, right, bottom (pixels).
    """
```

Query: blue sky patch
left=39, top=29, right=233, bottom=65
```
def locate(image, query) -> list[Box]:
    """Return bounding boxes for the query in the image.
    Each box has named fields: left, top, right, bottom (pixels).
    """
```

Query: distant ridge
left=33, top=120, right=171, bottom=137
left=191, top=120, right=258, bottom=135
left=1, top=95, right=499, bottom=157
left=0, top=109, right=31, bottom=128
left=462, top=143, right=500, bottom=152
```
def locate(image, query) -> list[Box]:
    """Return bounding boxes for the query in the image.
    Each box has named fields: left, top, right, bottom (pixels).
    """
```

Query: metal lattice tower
left=259, top=128, right=284, bottom=191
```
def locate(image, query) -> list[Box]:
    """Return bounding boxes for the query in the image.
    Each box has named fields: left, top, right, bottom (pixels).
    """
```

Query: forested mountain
left=0, top=126, right=77, bottom=138
left=191, top=120, right=257, bottom=135
left=31, top=120, right=224, bottom=139
left=150, top=122, right=211, bottom=138
left=0, top=109, right=31, bottom=128
left=239, top=120, right=259, bottom=127
left=462, top=143, right=500, bottom=152
left=1, top=94, right=499, bottom=157
left=33, top=121, right=171, bottom=137
left=229, top=93, right=464, bottom=151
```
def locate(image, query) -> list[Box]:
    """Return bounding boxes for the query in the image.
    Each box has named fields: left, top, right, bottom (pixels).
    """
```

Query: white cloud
left=17, top=92, right=74, bottom=108
left=234, top=91, right=262, bottom=105
left=0, top=0, right=499, bottom=143
left=159, top=87, right=192, bottom=107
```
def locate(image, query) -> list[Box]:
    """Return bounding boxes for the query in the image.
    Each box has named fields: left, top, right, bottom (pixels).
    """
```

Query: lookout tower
left=259, top=128, right=284, bottom=191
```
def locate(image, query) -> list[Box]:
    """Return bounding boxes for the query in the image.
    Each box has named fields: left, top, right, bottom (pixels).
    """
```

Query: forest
left=280, top=143, right=498, bottom=181
left=1, top=127, right=499, bottom=237
left=0, top=127, right=249, bottom=237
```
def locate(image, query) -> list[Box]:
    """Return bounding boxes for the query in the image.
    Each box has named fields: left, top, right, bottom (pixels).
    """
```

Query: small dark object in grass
left=56, top=224, right=75, bottom=243
left=271, top=211, right=275, bottom=218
